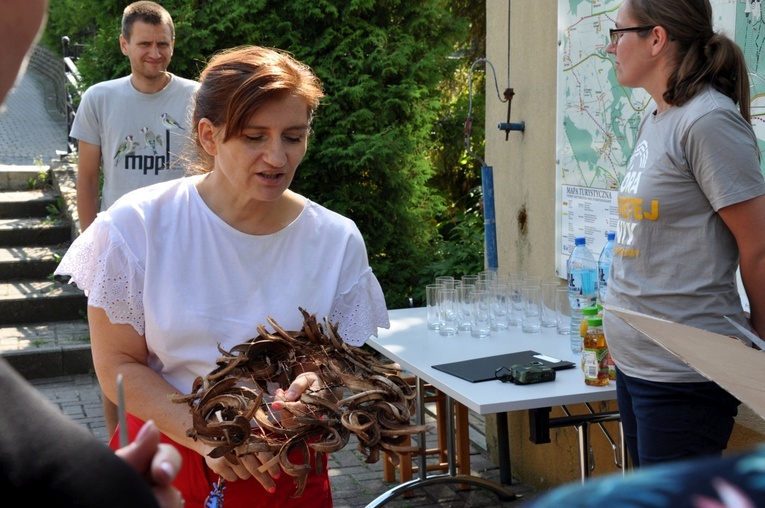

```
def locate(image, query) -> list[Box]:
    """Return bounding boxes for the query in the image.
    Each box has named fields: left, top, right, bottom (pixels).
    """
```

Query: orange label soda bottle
left=583, top=317, right=609, bottom=386
left=579, top=306, right=599, bottom=371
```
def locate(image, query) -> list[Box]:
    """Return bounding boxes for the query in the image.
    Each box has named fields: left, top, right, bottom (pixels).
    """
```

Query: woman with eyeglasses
left=602, top=0, right=765, bottom=469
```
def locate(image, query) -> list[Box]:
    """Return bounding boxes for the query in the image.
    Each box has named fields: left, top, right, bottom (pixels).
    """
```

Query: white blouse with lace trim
left=55, top=176, right=390, bottom=393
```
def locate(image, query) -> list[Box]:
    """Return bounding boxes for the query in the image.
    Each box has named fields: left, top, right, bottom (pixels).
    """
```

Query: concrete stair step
left=0, top=188, right=59, bottom=218
left=0, top=246, right=65, bottom=279
left=0, top=278, right=86, bottom=325
left=0, top=217, right=70, bottom=246
left=0, top=165, right=49, bottom=191
left=0, top=319, right=92, bottom=379
left=0, top=164, right=86, bottom=379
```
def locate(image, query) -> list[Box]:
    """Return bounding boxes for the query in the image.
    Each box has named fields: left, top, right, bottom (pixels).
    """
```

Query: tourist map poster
left=555, top=0, right=764, bottom=283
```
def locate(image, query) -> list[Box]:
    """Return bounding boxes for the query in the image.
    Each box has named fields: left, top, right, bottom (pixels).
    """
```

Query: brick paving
left=0, top=69, right=67, bottom=165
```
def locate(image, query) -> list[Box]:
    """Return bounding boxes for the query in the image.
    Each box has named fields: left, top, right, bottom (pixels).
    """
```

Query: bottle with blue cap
left=566, top=237, right=598, bottom=355
left=598, top=232, right=615, bottom=304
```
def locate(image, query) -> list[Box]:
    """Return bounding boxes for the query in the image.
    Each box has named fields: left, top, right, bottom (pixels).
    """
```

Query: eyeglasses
left=609, top=26, right=654, bottom=45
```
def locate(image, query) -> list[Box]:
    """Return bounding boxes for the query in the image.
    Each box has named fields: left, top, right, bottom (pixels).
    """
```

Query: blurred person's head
left=0, top=0, right=48, bottom=112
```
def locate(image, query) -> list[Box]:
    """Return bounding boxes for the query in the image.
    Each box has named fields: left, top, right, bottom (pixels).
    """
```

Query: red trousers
left=111, top=414, right=333, bottom=508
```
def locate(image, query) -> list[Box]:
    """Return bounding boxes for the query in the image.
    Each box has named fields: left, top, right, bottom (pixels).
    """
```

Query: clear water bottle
left=567, top=237, right=598, bottom=355
left=598, top=232, right=615, bottom=304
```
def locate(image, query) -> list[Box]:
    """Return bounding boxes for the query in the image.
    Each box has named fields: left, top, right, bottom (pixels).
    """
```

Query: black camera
left=495, top=363, right=556, bottom=385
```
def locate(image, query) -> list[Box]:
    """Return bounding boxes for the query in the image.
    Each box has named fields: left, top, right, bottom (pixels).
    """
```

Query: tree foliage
left=43, top=0, right=487, bottom=309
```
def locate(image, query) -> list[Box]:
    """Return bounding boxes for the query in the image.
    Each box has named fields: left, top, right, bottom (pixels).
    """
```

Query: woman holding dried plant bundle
left=55, top=45, right=389, bottom=507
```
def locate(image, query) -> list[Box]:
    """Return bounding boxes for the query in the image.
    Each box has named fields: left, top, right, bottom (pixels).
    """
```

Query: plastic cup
left=435, top=276, right=455, bottom=290
left=508, top=280, right=524, bottom=327
left=456, top=283, right=474, bottom=331
left=555, top=287, right=572, bottom=335
left=489, top=283, right=510, bottom=332
left=521, top=285, right=541, bottom=334
left=470, top=290, right=492, bottom=338
left=438, top=287, right=459, bottom=336
left=426, top=284, right=442, bottom=330
left=541, top=281, right=560, bottom=328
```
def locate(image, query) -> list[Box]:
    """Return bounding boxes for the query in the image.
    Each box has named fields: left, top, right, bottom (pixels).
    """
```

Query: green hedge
left=44, top=0, right=486, bottom=309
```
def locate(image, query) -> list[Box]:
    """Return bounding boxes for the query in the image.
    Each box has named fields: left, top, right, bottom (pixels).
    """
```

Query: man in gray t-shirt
left=69, top=1, right=198, bottom=436
left=71, top=1, right=199, bottom=232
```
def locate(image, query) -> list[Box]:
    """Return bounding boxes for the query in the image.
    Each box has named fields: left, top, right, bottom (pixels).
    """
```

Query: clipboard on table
left=432, top=350, right=575, bottom=383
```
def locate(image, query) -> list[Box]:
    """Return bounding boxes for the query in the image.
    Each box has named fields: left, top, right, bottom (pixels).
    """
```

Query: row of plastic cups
left=426, top=275, right=572, bottom=337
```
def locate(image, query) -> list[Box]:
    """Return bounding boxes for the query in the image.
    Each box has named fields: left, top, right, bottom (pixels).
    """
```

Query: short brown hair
left=121, top=1, right=174, bottom=40
left=189, top=46, right=324, bottom=173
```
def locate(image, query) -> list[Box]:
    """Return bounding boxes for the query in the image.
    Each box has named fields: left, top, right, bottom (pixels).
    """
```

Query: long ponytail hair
left=631, top=0, right=751, bottom=122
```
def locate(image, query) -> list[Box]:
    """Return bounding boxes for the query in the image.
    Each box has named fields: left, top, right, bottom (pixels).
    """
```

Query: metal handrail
left=61, top=36, right=85, bottom=155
